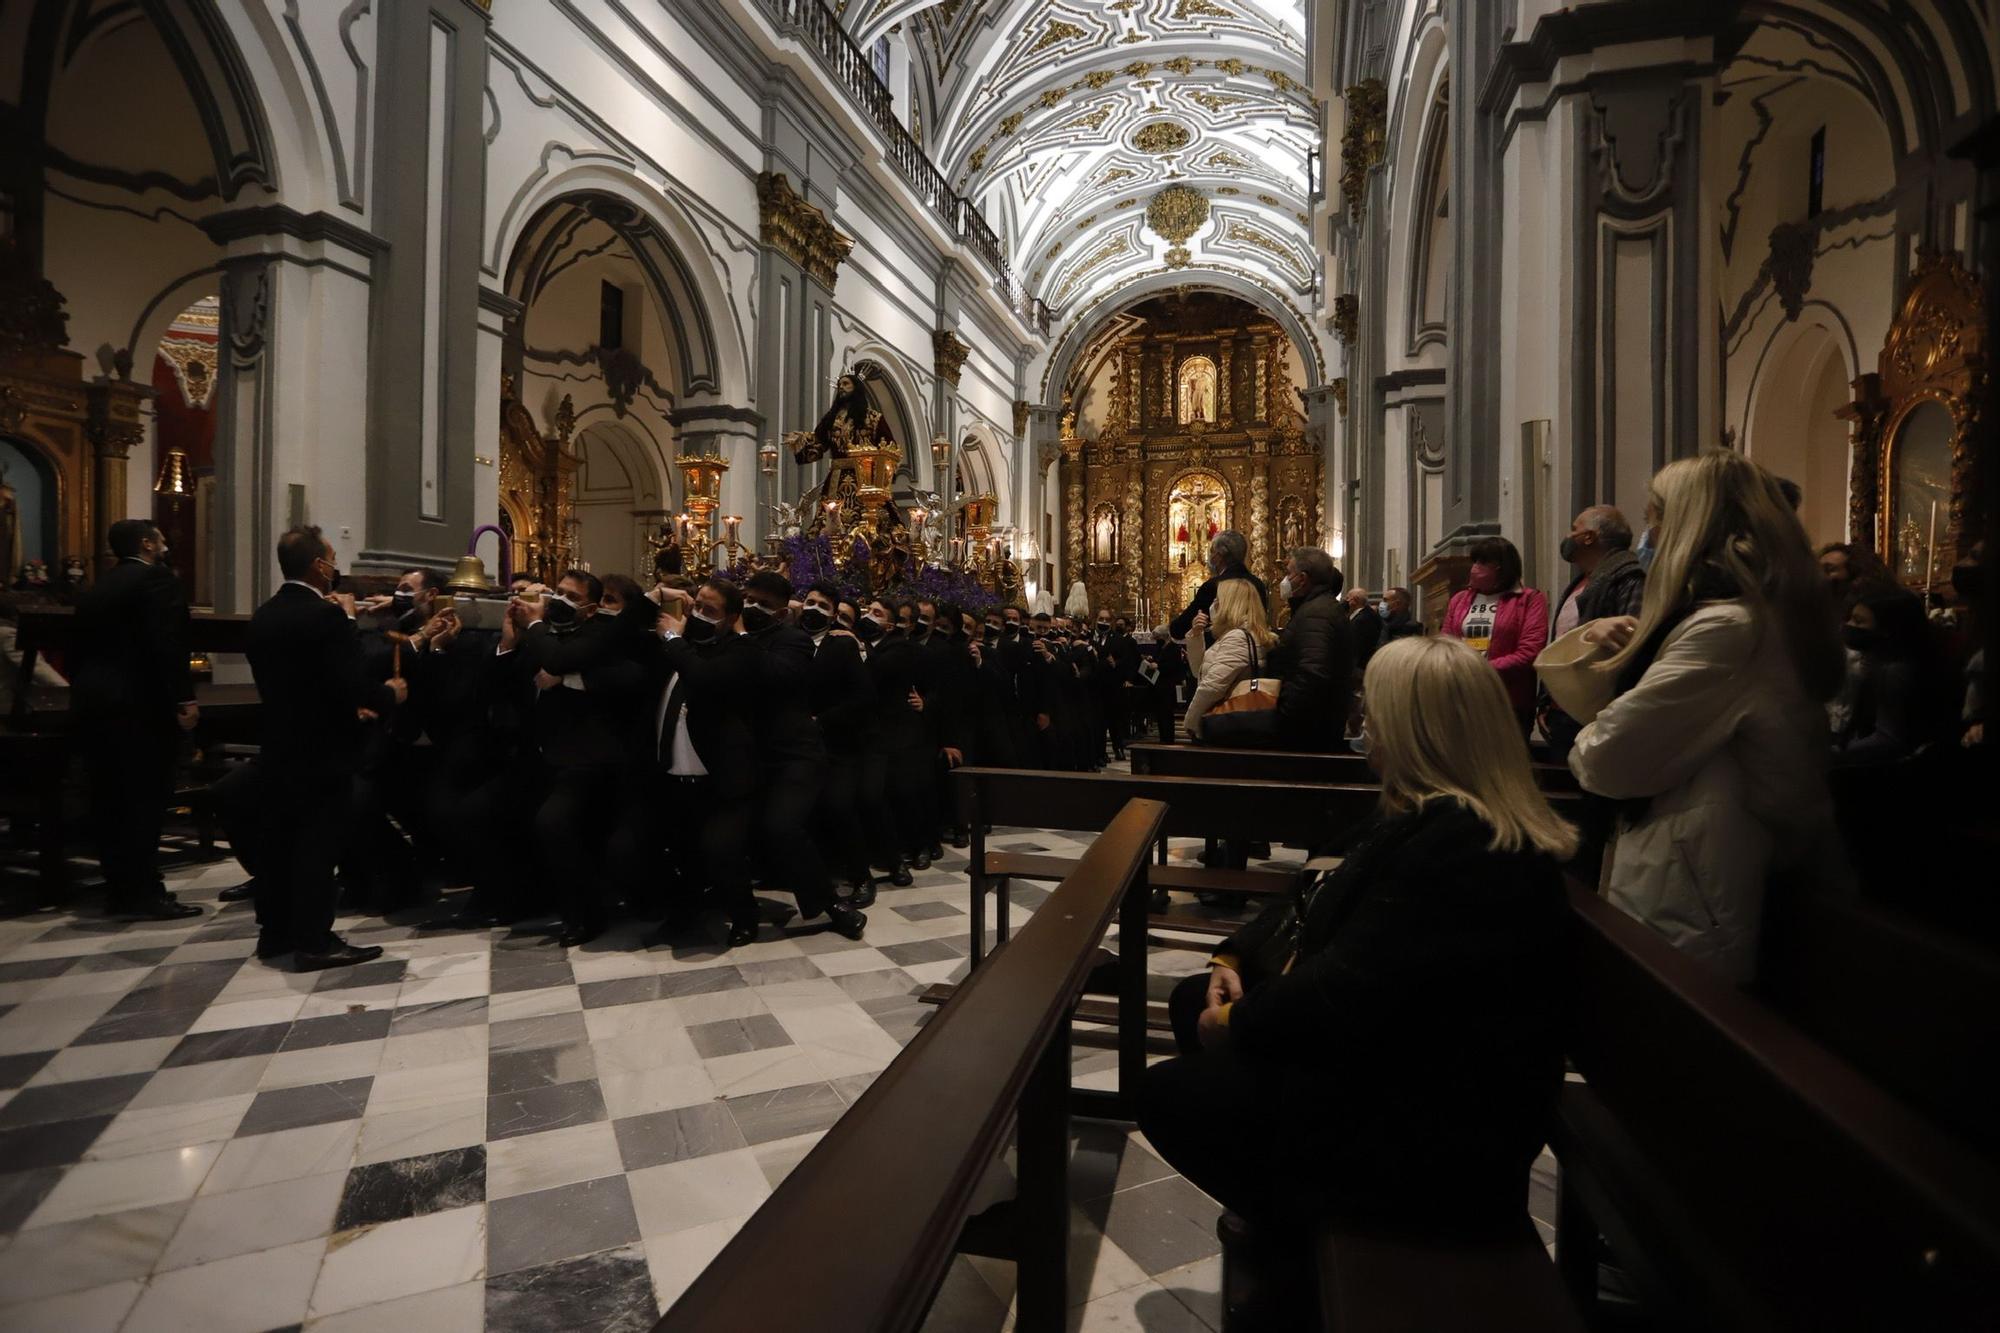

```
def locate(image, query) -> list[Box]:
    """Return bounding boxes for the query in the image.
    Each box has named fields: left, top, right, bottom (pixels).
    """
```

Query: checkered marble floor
left=0, top=832, right=1230, bottom=1332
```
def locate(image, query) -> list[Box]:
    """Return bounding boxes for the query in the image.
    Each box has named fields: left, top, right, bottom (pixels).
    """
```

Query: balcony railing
left=760, top=0, right=1054, bottom=333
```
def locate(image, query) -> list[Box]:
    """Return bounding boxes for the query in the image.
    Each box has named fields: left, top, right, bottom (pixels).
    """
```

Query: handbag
left=1208, top=630, right=1282, bottom=716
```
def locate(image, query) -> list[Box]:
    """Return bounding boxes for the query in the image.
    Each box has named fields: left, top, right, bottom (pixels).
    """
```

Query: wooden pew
left=1552, top=883, right=2000, bottom=1331
left=1317, top=1224, right=1586, bottom=1333
left=1128, top=740, right=1580, bottom=793
left=655, top=798, right=1167, bottom=1333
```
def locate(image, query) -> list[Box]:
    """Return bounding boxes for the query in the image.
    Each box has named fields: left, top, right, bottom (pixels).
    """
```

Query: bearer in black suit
left=71, top=519, right=202, bottom=919
left=246, top=527, right=406, bottom=969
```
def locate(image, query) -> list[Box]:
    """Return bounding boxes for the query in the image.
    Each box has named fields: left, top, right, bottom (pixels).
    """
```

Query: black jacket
left=866, top=631, right=931, bottom=750
left=70, top=558, right=193, bottom=727
left=746, top=621, right=825, bottom=764
left=1221, top=801, right=1569, bottom=1233
left=1380, top=611, right=1422, bottom=643
left=1558, top=547, right=1648, bottom=627
left=1170, top=563, right=1269, bottom=641
left=247, top=584, right=398, bottom=777
left=1267, top=586, right=1351, bottom=752
left=661, top=631, right=758, bottom=798
left=810, top=632, right=873, bottom=754
left=514, top=616, right=651, bottom=769
left=1349, top=604, right=1384, bottom=670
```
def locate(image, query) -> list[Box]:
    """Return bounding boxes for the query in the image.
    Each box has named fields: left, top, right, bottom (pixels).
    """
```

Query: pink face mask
left=1468, top=564, right=1500, bottom=594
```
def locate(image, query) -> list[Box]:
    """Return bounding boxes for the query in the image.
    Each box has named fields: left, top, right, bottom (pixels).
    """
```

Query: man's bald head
left=1564, top=505, right=1631, bottom=574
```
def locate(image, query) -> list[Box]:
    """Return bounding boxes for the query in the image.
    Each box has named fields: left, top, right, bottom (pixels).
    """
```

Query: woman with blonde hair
left=1138, top=635, right=1575, bottom=1324
left=1567, top=448, right=1843, bottom=983
left=1182, top=577, right=1278, bottom=740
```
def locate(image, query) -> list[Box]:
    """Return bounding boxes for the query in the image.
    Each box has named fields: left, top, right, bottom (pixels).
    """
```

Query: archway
left=504, top=194, right=700, bottom=581
left=1743, top=316, right=1853, bottom=547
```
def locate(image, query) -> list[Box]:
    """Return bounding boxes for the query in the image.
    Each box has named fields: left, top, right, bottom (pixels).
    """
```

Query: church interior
left=0, top=0, right=1996, bottom=1329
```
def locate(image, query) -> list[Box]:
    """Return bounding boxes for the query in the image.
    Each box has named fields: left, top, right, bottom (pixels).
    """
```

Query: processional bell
left=445, top=554, right=495, bottom=595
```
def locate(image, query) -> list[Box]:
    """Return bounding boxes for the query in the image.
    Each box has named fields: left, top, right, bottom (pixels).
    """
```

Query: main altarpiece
left=1059, top=293, right=1321, bottom=622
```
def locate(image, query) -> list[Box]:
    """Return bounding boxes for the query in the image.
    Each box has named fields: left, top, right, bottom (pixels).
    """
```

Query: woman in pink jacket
left=1442, top=537, right=1548, bottom=733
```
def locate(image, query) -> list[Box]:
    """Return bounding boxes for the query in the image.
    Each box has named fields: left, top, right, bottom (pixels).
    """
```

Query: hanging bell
left=445, top=553, right=495, bottom=594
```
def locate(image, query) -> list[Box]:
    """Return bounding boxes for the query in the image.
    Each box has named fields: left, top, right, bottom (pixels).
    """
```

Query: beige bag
left=1535, top=622, right=1619, bottom=724
left=1210, top=631, right=1282, bottom=715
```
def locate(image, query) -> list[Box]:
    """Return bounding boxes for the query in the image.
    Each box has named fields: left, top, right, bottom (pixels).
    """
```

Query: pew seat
left=1316, top=1224, right=1583, bottom=1333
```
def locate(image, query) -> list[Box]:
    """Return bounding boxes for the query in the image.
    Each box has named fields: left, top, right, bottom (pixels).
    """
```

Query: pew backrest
left=955, top=765, right=1382, bottom=845
left=1127, top=741, right=1579, bottom=792
left=1564, top=884, right=2000, bottom=1330
left=654, top=798, right=1168, bottom=1333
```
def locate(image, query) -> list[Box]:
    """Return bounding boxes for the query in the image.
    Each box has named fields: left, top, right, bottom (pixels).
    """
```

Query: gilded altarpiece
left=1060, top=307, right=1319, bottom=620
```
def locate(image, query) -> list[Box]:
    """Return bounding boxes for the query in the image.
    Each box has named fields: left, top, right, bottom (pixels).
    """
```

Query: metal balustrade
left=757, top=0, right=1056, bottom=332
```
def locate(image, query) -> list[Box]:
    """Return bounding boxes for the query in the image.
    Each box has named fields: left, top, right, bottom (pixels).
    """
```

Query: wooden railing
left=653, top=797, right=1167, bottom=1332
left=758, top=0, right=1047, bottom=323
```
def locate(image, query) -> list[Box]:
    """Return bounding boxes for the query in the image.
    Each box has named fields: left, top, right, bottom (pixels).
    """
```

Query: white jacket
left=1568, top=601, right=1840, bottom=984
left=1184, top=627, right=1259, bottom=739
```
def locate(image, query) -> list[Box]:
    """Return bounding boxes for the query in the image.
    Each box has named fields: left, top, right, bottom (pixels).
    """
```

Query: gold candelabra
left=674, top=445, right=730, bottom=571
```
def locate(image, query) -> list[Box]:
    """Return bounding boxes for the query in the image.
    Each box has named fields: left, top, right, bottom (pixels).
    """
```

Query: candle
left=951, top=537, right=963, bottom=563
left=1925, top=499, right=1938, bottom=592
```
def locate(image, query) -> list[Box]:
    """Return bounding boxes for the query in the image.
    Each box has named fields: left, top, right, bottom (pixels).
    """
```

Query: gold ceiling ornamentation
left=933, top=329, right=972, bottom=384
left=1083, top=69, right=1115, bottom=89
left=1340, top=78, right=1388, bottom=222
left=1256, top=193, right=1280, bottom=206
left=1120, top=33, right=1147, bottom=43
left=1031, top=19, right=1086, bottom=53
left=1222, top=221, right=1307, bottom=282
left=1000, top=112, right=1025, bottom=135
left=1166, top=246, right=1192, bottom=268
left=1206, top=149, right=1250, bottom=169
left=1146, top=184, right=1209, bottom=244
left=1054, top=235, right=1133, bottom=305
left=1074, top=215, right=1097, bottom=230
left=1215, top=58, right=1246, bottom=76
left=1114, top=197, right=1137, bottom=208
left=1133, top=120, right=1193, bottom=154
left=1163, top=56, right=1195, bottom=75
left=1046, top=240, right=1064, bottom=259
left=1330, top=377, right=1349, bottom=417
left=1123, top=60, right=1153, bottom=78
left=1101, top=166, right=1137, bottom=184
left=1173, top=0, right=1233, bottom=17
left=1038, top=88, right=1066, bottom=109
left=1064, top=105, right=1113, bottom=133
left=1186, top=90, right=1242, bottom=113
left=969, top=146, right=988, bottom=171
left=757, top=172, right=852, bottom=288
left=1216, top=186, right=1240, bottom=195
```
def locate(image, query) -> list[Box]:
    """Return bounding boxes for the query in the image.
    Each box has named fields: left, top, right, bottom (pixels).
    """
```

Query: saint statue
left=1177, top=356, right=1217, bottom=425
left=798, top=370, right=903, bottom=536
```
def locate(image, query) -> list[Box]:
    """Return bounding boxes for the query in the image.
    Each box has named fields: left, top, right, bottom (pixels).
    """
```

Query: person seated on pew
left=1831, top=579, right=1955, bottom=765
left=1570, top=450, right=1845, bottom=984
left=1137, top=634, right=1577, bottom=1325
left=1182, top=578, right=1276, bottom=742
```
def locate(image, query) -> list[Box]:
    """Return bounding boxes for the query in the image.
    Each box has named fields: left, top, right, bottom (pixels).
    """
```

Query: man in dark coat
left=1168, top=529, right=1269, bottom=642
left=1539, top=505, right=1648, bottom=762
left=1345, top=589, right=1384, bottom=670
left=246, top=527, right=405, bottom=968
left=71, top=519, right=201, bottom=919
left=1379, top=587, right=1422, bottom=642
left=1204, top=548, right=1351, bottom=752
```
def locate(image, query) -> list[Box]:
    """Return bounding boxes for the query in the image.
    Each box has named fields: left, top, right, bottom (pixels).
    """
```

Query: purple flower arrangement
left=708, top=532, right=1002, bottom=614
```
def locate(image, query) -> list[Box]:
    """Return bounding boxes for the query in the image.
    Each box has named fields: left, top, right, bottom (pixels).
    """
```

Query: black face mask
left=984, top=625, right=1002, bottom=642
left=799, top=606, right=831, bottom=635
left=682, top=613, right=719, bottom=643
left=916, top=617, right=933, bottom=633
left=742, top=603, right=775, bottom=632
left=1003, top=623, right=1021, bottom=638
left=1096, top=623, right=1110, bottom=635
left=855, top=616, right=885, bottom=643
left=390, top=590, right=415, bottom=613
left=544, top=596, right=579, bottom=631
left=1842, top=624, right=1882, bottom=653
left=1559, top=535, right=1587, bottom=565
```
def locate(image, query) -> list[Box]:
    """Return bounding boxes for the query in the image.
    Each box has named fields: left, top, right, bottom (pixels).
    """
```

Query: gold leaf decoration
left=1054, top=235, right=1133, bottom=305
left=1145, top=183, right=1210, bottom=243
left=1031, top=19, right=1085, bottom=53
left=1120, top=33, right=1147, bottom=43
left=1223, top=220, right=1306, bottom=279
left=1114, top=197, right=1137, bottom=207
left=1038, top=88, right=1066, bottom=109
left=1187, top=90, right=1243, bottom=113
left=1064, top=106, right=1113, bottom=132
left=1215, top=57, right=1246, bottom=76
left=1101, top=166, right=1136, bottom=184
left=1256, top=193, right=1281, bottom=206
left=1132, top=120, right=1193, bottom=154
left=1166, top=245, right=1192, bottom=268
left=1173, top=0, right=1233, bottom=17
left=969, top=146, right=988, bottom=171
left=1123, top=60, right=1153, bottom=78
left=1163, top=56, right=1195, bottom=75
left=1083, top=70, right=1115, bottom=89
left=1000, top=112, right=1025, bottom=136
left=1216, top=186, right=1240, bottom=195
left=1206, top=149, right=1249, bottom=169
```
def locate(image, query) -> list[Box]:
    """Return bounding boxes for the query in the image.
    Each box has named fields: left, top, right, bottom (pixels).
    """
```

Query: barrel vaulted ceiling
left=849, top=0, right=1316, bottom=323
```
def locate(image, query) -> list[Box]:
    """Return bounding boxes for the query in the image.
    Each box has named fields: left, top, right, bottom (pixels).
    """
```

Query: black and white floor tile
left=0, top=833, right=1231, bottom=1331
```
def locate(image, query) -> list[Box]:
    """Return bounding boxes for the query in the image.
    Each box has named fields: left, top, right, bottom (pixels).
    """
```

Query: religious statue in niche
left=1091, top=503, right=1120, bottom=565
left=1277, top=494, right=1307, bottom=555
left=1168, top=470, right=1228, bottom=580
left=793, top=369, right=904, bottom=537
left=1177, top=355, right=1217, bottom=425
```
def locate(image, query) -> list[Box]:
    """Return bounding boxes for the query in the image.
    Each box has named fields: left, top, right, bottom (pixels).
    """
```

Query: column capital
left=758, top=173, right=852, bottom=289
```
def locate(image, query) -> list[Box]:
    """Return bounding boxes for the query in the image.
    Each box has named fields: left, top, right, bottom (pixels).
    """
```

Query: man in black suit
left=1168, top=529, right=1269, bottom=642
left=72, top=519, right=202, bottom=919
left=741, top=571, right=863, bottom=940
left=247, top=527, right=405, bottom=969
left=504, top=568, right=649, bottom=947
left=803, top=583, right=876, bottom=903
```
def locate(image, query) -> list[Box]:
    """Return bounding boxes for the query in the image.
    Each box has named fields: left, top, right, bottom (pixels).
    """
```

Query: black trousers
left=703, top=792, right=757, bottom=931
left=82, top=722, right=177, bottom=904
left=817, top=750, right=873, bottom=885
left=603, top=768, right=710, bottom=921
left=212, top=759, right=267, bottom=880
left=255, top=769, right=349, bottom=952
left=431, top=755, right=537, bottom=920
left=533, top=764, right=619, bottom=931
left=758, top=756, right=835, bottom=919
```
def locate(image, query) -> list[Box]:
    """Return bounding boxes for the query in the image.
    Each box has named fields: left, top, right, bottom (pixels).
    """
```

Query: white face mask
left=1278, top=577, right=1294, bottom=601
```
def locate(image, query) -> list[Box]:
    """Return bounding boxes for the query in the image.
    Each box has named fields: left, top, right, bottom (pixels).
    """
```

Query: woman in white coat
left=1183, top=579, right=1277, bottom=741
left=1568, top=450, right=1845, bottom=983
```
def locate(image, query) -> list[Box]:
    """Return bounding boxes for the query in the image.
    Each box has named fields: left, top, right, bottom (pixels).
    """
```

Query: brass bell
left=445, top=553, right=495, bottom=594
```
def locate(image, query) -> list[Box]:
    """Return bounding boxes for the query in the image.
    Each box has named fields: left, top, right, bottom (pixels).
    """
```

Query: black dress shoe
left=889, top=862, right=914, bottom=888
left=416, top=910, right=498, bottom=932
left=255, top=932, right=290, bottom=960
left=1149, top=888, right=1172, bottom=913
left=293, top=938, right=385, bottom=972
left=825, top=906, right=867, bottom=941
left=949, top=830, right=968, bottom=849
left=557, top=923, right=603, bottom=949
left=218, top=881, right=257, bottom=903
left=725, top=920, right=759, bottom=948
left=925, top=842, right=944, bottom=863
left=911, top=849, right=932, bottom=871
left=844, top=879, right=878, bottom=909
left=109, top=895, right=202, bottom=922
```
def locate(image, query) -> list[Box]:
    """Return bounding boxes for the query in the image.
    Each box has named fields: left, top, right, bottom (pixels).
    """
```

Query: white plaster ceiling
left=855, top=0, right=1317, bottom=318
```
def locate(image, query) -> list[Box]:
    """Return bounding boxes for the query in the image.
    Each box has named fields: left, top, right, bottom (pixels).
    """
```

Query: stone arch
left=1039, top=269, right=1326, bottom=406
left=958, top=424, right=1010, bottom=524
left=847, top=350, right=932, bottom=487
left=1740, top=303, right=1858, bottom=545
left=496, top=170, right=746, bottom=404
